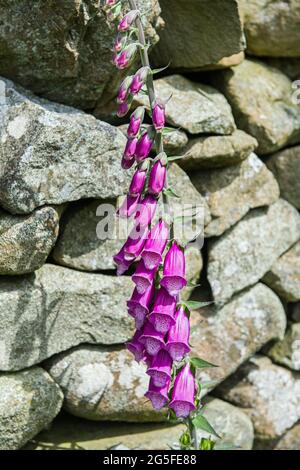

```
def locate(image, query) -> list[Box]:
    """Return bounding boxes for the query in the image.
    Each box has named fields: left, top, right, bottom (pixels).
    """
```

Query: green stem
left=188, top=416, right=198, bottom=450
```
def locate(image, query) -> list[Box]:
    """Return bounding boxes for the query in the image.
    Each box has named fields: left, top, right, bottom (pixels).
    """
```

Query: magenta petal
left=148, top=288, right=176, bottom=333
left=123, top=138, right=138, bottom=158
left=117, top=195, right=140, bottom=218
left=127, top=284, right=154, bottom=321
left=129, top=167, right=147, bottom=197
left=152, top=103, right=165, bottom=130
left=139, top=321, right=165, bottom=356
left=135, top=129, right=154, bottom=161
left=121, top=155, right=135, bottom=170
left=145, top=377, right=170, bottom=410
left=134, top=194, right=157, bottom=227
left=160, top=242, right=187, bottom=296
left=169, top=364, right=196, bottom=418
left=126, top=330, right=145, bottom=362
left=147, top=350, right=172, bottom=387
left=166, top=306, right=190, bottom=361
left=123, top=225, right=148, bottom=261
left=132, top=259, right=157, bottom=294
left=113, top=247, right=133, bottom=275
left=142, top=219, right=169, bottom=269
left=148, top=160, right=166, bottom=195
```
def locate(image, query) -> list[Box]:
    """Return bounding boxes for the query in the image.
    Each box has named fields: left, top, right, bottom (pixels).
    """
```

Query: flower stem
left=188, top=416, right=198, bottom=450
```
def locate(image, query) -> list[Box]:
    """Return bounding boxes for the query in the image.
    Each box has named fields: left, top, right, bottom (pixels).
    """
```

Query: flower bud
left=121, top=154, right=135, bottom=170
left=117, top=101, right=131, bottom=118
left=135, top=127, right=155, bottom=161
left=113, top=44, right=137, bottom=70
left=129, top=163, right=148, bottom=196
left=123, top=137, right=138, bottom=159
left=130, top=67, right=151, bottom=94
left=152, top=101, right=166, bottom=130
left=148, top=156, right=167, bottom=195
left=114, top=33, right=127, bottom=53
left=127, top=107, right=145, bottom=138
left=118, top=10, right=139, bottom=32
left=117, top=76, right=133, bottom=104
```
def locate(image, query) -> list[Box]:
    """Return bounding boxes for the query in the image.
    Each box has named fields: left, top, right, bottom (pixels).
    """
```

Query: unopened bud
left=113, top=44, right=137, bottom=70
left=130, top=66, right=151, bottom=94
left=118, top=10, right=139, bottom=32
left=152, top=101, right=166, bottom=130
left=127, top=107, right=145, bottom=137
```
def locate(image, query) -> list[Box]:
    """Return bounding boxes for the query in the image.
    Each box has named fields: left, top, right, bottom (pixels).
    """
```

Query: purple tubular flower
left=113, top=247, right=132, bottom=276
left=117, top=194, right=140, bottom=218
left=134, top=194, right=157, bottom=227
left=127, top=107, right=145, bottom=138
left=129, top=163, right=148, bottom=197
left=123, top=225, right=148, bottom=262
left=148, top=159, right=167, bottom=195
left=113, top=45, right=137, bottom=70
left=114, top=33, right=127, bottom=53
left=123, top=137, right=138, bottom=159
left=145, top=377, right=170, bottom=410
left=135, top=127, right=155, bottom=161
left=118, top=10, right=139, bottom=32
left=152, top=102, right=166, bottom=130
left=142, top=219, right=169, bottom=270
left=169, top=364, right=196, bottom=418
left=127, top=285, right=154, bottom=328
left=139, top=321, right=165, bottom=356
left=121, top=154, right=135, bottom=170
left=147, top=350, right=172, bottom=388
left=166, top=306, right=191, bottom=361
left=126, top=329, right=145, bottom=362
left=160, top=241, right=187, bottom=296
left=130, top=67, right=150, bottom=94
left=117, top=102, right=131, bottom=118
left=148, top=287, right=176, bottom=333
left=132, top=259, right=157, bottom=294
left=117, top=76, right=132, bottom=104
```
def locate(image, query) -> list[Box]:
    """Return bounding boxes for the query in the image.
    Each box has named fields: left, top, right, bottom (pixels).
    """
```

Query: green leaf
left=190, top=357, right=218, bottom=369
left=162, top=127, right=178, bottom=134
left=163, top=187, right=180, bottom=199
left=182, top=300, right=213, bottom=310
left=192, top=414, right=221, bottom=439
left=152, top=62, right=171, bottom=75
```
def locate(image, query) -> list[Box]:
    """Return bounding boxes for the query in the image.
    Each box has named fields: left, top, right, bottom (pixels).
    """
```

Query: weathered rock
left=266, top=58, right=300, bottom=81
left=216, top=356, right=300, bottom=442
left=266, top=423, right=300, bottom=450
left=0, top=367, right=63, bottom=450
left=292, top=304, right=300, bottom=322
left=0, top=77, right=130, bottom=215
left=0, top=206, right=59, bottom=275
left=151, top=0, right=245, bottom=71
left=239, top=0, right=300, bottom=58
left=263, top=241, right=300, bottom=303
left=266, top=146, right=300, bottom=210
left=179, top=130, right=258, bottom=170
left=133, top=75, right=236, bottom=135
left=45, top=283, right=286, bottom=422
left=191, top=153, right=279, bottom=237
left=208, top=199, right=300, bottom=305
left=25, top=399, right=253, bottom=450
left=0, top=1, right=162, bottom=110
left=213, top=59, right=300, bottom=154
left=0, top=264, right=134, bottom=371
left=264, top=323, right=300, bottom=371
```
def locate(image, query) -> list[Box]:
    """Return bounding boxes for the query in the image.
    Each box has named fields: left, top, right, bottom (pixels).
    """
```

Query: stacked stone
left=0, top=0, right=299, bottom=450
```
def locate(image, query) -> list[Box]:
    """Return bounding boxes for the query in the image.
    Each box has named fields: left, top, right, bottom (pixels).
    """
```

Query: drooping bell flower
left=113, top=247, right=133, bottom=276
left=134, top=194, right=157, bottom=227
left=127, top=284, right=154, bottom=328
left=169, top=364, right=196, bottom=418
left=117, top=194, right=140, bottom=218
left=126, top=329, right=146, bottom=362
left=129, top=161, right=148, bottom=197
left=139, top=321, right=165, bottom=356
left=132, top=259, right=157, bottom=294
left=117, top=101, right=130, bottom=118
left=121, top=154, right=135, bottom=170
left=130, top=66, right=150, bottom=94
left=127, top=107, right=145, bottom=138
left=148, top=154, right=167, bottom=195
left=160, top=241, right=187, bottom=296
left=122, top=224, right=148, bottom=262
left=123, top=137, right=138, bottom=160
left=166, top=306, right=190, bottom=361
left=148, top=287, right=176, bottom=333
left=145, top=377, right=170, bottom=410
left=142, top=219, right=169, bottom=270
left=135, top=127, right=155, bottom=161
left=113, top=45, right=137, bottom=70
left=147, top=350, right=172, bottom=388
left=152, top=101, right=166, bottom=130
left=114, top=33, right=127, bottom=53
left=117, top=76, right=132, bottom=104
left=118, top=10, right=139, bottom=32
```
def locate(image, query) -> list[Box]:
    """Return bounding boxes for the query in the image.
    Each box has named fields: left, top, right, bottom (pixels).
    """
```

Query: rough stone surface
left=0, top=206, right=59, bottom=275
left=266, top=146, right=300, bottom=210
left=216, top=356, right=300, bottom=442
left=208, top=199, right=300, bottom=304
left=0, top=1, right=162, bottom=110
left=292, top=304, right=300, bottom=322
left=0, top=367, right=63, bottom=450
left=0, top=77, right=130, bottom=215
left=264, top=323, right=300, bottom=371
left=179, top=130, right=258, bottom=170
left=239, top=0, right=300, bottom=58
left=263, top=241, right=300, bottom=303
left=266, top=58, right=300, bottom=80
left=133, top=75, right=236, bottom=135
left=0, top=264, right=134, bottom=371
left=213, top=59, right=300, bottom=154
left=25, top=399, right=253, bottom=450
left=151, top=0, right=245, bottom=71
left=191, top=153, right=279, bottom=237
left=45, top=283, right=285, bottom=423
left=266, top=423, right=300, bottom=450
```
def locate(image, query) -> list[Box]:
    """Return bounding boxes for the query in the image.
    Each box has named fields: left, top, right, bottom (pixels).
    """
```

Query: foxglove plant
left=105, top=0, right=219, bottom=450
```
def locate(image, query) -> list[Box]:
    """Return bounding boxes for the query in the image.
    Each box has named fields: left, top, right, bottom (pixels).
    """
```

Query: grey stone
left=0, top=367, right=63, bottom=450
left=208, top=199, right=300, bottom=305
left=133, top=75, right=236, bottom=135
left=0, top=0, right=162, bottom=110
left=45, top=284, right=285, bottom=422
left=266, top=145, right=300, bottom=210
left=265, top=323, right=300, bottom=371
left=213, top=59, right=300, bottom=154
left=263, top=241, right=300, bottom=302
left=216, top=355, right=300, bottom=442
left=292, top=304, right=300, bottom=322
left=179, top=130, right=258, bottom=170
left=151, top=0, right=245, bottom=71
left=0, top=264, right=134, bottom=371
left=0, top=77, right=130, bottom=215
left=239, top=0, right=300, bottom=58
left=191, top=153, right=279, bottom=237
left=266, top=423, right=300, bottom=450
left=266, top=58, right=300, bottom=81
left=0, top=206, right=59, bottom=275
